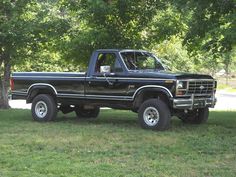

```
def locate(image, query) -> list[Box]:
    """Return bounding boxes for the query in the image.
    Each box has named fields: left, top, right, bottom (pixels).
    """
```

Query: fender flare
left=132, top=85, right=173, bottom=109
left=133, top=85, right=173, bottom=99
left=26, top=83, right=57, bottom=102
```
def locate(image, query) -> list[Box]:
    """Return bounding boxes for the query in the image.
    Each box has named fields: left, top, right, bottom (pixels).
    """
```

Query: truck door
left=85, top=52, right=131, bottom=101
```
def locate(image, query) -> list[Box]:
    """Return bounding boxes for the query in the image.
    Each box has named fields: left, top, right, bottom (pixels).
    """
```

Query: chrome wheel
left=143, top=106, right=160, bottom=126
left=35, top=101, right=48, bottom=118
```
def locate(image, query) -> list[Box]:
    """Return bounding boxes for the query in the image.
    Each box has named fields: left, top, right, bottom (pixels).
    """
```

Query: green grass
left=217, top=77, right=236, bottom=92
left=227, top=88, right=236, bottom=93
left=217, top=84, right=236, bottom=93
left=0, top=109, right=236, bottom=177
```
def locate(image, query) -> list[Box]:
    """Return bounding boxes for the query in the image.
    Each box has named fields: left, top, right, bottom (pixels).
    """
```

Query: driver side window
left=95, top=53, right=123, bottom=73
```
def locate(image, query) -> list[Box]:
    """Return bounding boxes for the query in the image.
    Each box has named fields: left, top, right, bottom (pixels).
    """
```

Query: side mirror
left=100, top=65, right=111, bottom=73
left=163, top=65, right=171, bottom=71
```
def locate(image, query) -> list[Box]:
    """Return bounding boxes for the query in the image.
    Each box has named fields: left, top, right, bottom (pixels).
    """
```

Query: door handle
left=103, top=73, right=116, bottom=86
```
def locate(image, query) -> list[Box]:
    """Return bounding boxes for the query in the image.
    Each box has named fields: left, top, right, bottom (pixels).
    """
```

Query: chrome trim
left=57, top=93, right=133, bottom=101
left=87, top=94, right=132, bottom=99
left=13, top=76, right=85, bottom=79
left=85, top=97, right=132, bottom=101
left=176, top=93, right=213, bottom=97
left=118, top=52, right=130, bottom=71
left=13, top=75, right=175, bottom=81
left=173, top=96, right=216, bottom=109
left=190, top=94, right=194, bottom=110
left=13, top=72, right=85, bottom=74
left=120, top=49, right=148, bottom=53
left=176, top=79, right=215, bottom=96
left=176, top=79, right=215, bottom=81
left=133, top=85, right=173, bottom=98
left=16, top=84, right=172, bottom=101
left=12, top=91, right=27, bottom=94
left=27, top=83, right=58, bottom=95
left=57, top=85, right=173, bottom=100
left=92, top=76, right=175, bottom=81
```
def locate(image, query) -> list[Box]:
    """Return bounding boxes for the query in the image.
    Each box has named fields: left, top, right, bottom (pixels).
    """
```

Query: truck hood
left=127, top=70, right=213, bottom=80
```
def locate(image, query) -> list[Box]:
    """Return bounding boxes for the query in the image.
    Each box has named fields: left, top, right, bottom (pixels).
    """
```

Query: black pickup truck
left=11, top=49, right=217, bottom=130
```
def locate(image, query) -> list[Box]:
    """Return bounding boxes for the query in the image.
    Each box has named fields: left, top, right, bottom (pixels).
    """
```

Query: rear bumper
left=172, top=94, right=217, bottom=109
left=8, top=94, right=12, bottom=100
left=10, top=92, right=27, bottom=100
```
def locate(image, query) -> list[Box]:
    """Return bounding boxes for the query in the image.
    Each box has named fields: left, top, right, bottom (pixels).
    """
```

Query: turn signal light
left=10, top=78, right=14, bottom=90
left=176, top=91, right=186, bottom=96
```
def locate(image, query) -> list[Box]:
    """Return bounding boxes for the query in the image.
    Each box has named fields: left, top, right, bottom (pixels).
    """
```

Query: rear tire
left=179, top=108, right=209, bottom=124
left=31, top=94, right=57, bottom=122
left=138, top=99, right=171, bottom=131
left=75, top=106, right=100, bottom=119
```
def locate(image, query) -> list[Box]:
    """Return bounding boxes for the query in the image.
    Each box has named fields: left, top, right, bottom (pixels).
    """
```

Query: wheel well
left=27, top=87, right=56, bottom=103
left=133, top=90, right=171, bottom=112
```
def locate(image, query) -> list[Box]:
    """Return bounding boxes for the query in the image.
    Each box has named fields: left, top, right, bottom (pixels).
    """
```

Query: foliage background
left=0, top=0, right=236, bottom=108
left=4, top=0, right=235, bottom=74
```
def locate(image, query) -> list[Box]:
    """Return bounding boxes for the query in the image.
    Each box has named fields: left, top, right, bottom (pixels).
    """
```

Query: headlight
left=177, top=81, right=184, bottom=89
left=176, top=80, right=187, bottom=90
left=176, top=80, right=187, bottom=96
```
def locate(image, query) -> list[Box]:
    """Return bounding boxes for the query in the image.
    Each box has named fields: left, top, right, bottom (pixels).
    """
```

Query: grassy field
left=217, top=77, right=236, bottom=92
left=0, top=109, right=236, bottom=177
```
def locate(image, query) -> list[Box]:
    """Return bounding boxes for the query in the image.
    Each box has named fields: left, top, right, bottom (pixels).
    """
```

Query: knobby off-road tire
left=31, top=94, right=57, bottom=122
left=75, top=106, right=100, bottom=119
left=138, top=99, right=171, bottom=131
left=179, top=108, right=209, bottom=124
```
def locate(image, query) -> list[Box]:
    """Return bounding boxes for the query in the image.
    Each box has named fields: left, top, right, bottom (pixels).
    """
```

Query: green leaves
left=0, top=0, right=234, bottom=74
left=153, top=35, right=193, bottom=72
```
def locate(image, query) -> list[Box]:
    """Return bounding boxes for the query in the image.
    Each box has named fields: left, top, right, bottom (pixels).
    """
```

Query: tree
left=172, top=0, right=236, bottom=74
left=223, top=46, right=236, bottom=84
left=0, top=0, right=70, bottom=109
left=0, top=0, right=31, bottom=108
left=60, top=0, right=171, bottom=68
left=152, top=35, right=194, bottom=72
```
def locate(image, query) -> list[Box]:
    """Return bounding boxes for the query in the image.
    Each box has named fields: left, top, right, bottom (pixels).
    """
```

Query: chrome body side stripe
left=27, top=83, right=58, bottom=95
left=132, top=85, right=173, bottom=98
left=57, top=85, right=172, bottom=100
left=91, top=77, right=175, bottom=81
left=57, top=94, right=133, bottom=101
left=13, top=75, right=175, bottom=81
left=11, top=91, right=27, bottom=95
left=13, top=76, right=85, bottom=79
left=14, top=84, right=172, bottom=101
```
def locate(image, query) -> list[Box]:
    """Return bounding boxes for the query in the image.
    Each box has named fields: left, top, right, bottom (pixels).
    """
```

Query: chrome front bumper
left=172, top=94, right=217, bottom=110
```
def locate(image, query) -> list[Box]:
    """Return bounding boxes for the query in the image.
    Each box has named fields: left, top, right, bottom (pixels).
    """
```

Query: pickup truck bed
left=12, top=72, right=86, bottom=95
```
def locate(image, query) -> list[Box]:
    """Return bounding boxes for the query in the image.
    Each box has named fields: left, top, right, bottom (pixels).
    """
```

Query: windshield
left=120, top=51, right=165, bottom=71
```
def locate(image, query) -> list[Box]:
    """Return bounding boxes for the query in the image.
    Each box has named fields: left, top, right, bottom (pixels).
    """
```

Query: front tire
left=75, top=106, right=100, bottom=119
left=138, top=99, right=171, bottom=131
left=179, top=108, right=209, bottom=124
left=31, top=94, right=57, bottom=122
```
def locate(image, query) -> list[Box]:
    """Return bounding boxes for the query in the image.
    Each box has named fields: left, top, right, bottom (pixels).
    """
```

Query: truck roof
left=95, top=49, right=149, bottom=53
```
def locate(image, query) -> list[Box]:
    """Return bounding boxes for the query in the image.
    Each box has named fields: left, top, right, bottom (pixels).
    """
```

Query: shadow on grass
left=55, top=111, right=139, bottom=129
left=1, top=109, right=236, bottom=130
left=54, top=110, right=236, bottom=130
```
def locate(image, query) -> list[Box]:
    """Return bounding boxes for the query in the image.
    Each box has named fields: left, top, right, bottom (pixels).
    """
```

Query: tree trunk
left=0, top=60, right=11, bottom=109
left=225, top=63, right=229, bottom=85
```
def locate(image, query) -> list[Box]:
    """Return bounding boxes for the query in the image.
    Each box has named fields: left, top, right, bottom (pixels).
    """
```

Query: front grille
left=187, top=80, right=214, bottom=95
